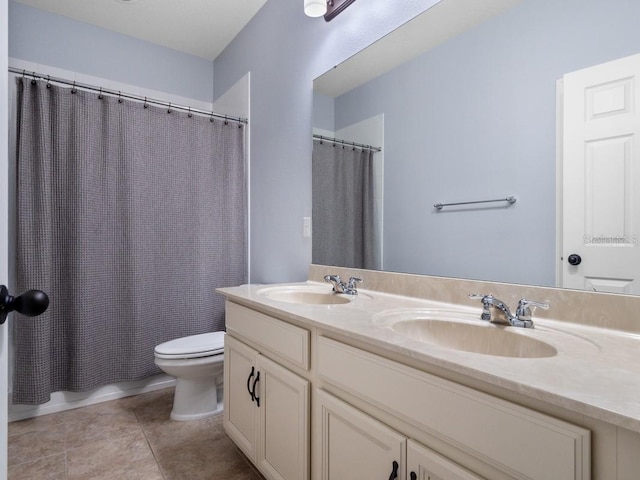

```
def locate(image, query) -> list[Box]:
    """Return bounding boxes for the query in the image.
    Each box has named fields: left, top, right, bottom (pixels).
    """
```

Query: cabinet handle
left=247, top=366, right=255, bottom=402
left=410, top=472, right=417, bottom=480
left=251, top=371, right=261, bottom=407
left=388, top=460, right=399, bottom=480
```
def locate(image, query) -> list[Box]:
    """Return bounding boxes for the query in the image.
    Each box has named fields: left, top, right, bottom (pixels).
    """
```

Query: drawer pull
left=388, top=460, right=399, bottom=480
left=252, top=371, right=261, bottom=407
left=247, top=366, right=256, bottom=401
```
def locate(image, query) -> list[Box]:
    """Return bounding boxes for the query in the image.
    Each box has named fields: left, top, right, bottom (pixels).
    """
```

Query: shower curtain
left=13, top=78, right=247, bottom=405
left=312, top=140, right=375, bottom=269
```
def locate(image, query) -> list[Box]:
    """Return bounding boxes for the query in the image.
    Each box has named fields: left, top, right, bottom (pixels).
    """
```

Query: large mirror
left=312, top=0, right=640, bottom=293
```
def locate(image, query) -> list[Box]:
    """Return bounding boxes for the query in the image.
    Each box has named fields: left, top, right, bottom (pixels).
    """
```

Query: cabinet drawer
left=226, top=301, right=310, bottom=370
left=318, top=336, right=590, bottom=480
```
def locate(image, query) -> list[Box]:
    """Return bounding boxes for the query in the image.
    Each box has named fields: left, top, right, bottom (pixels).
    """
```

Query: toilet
left=154, top=331, right=225, bottom=421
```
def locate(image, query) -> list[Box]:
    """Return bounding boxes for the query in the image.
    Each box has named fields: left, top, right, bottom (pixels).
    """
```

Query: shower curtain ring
left=224, top=115, right=228, bottom=125
left=143, top=97, right=148, bottom=109
left=31, top=72, right=37, bottom=86
left=98, top=87, right=103, bottom=100
left=210, top=112, right=214, bottom=123
left=46, top=75, right=51, bottom=89
left=71, top=80, right=77, bottom=93
left=167, top=102, right=172, bottom=114
left=352, top=142, right=356, bottom=151
left=188, top=107, right=192, bottom=118
left=118, top=91, right=123, bottom=103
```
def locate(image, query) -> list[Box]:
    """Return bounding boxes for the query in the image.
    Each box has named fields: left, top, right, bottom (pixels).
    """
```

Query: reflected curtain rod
left=8, top=67, right=248, bottom=124
left=313, top=134, right=382, bottom=152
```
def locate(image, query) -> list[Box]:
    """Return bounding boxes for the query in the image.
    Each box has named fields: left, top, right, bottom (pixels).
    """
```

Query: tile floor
left=8, top=388, right=265, bottom=480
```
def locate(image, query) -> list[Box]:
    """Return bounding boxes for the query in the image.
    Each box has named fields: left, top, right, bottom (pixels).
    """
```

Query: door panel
left=223, top=335, right=258, bottom=460
left=407, top=440, right=483, bottom=480
left=314, top=389, right=404, bottom=480
left=1, top=0, right=11, bottom=474
left=257, top=354, right=309, bottom=480
left=562, top=53, right=640, bottom=293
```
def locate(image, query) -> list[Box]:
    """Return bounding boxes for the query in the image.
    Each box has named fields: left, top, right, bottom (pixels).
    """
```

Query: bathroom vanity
left=218, top=265, right=640, bottom=480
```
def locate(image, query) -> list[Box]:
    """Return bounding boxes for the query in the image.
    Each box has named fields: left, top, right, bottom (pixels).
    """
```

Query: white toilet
left=154, top=331, right=225, bottom=421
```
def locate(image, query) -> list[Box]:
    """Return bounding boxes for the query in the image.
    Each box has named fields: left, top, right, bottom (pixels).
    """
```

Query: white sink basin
left=391, top=318, right=558, bottom=358
left=257, top=285, right=353, bottom=305
left=374, top=309, right=562, bottom=358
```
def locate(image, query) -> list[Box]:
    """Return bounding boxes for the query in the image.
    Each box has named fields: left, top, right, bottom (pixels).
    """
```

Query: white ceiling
left=12, top=0, right=268, bottom=61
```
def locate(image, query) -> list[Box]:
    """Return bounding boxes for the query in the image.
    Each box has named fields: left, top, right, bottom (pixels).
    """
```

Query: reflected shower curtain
left=312, top=140, right=375, bottom=269
left=14, top=78, right=247, bottom=404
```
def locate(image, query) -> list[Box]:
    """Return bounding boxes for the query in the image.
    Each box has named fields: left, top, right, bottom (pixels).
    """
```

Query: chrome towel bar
left=434, top=196, right=516, bottom=210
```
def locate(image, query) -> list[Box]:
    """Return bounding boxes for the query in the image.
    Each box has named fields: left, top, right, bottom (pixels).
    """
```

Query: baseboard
left=8, top=374, right=176, bottom=422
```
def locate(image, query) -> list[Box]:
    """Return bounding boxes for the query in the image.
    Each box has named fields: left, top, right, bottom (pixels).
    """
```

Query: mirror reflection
left=312, top=0, right=640, bottom=293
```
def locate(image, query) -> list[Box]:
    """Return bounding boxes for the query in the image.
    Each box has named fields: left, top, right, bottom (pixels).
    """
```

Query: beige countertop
left=217, top=280, right=640, bottom=434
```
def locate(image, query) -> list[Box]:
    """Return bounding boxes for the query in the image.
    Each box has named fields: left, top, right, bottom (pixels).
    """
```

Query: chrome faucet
left=324, top=274, right=362, bottom=296
left=469, top=294, right=549, bottom=328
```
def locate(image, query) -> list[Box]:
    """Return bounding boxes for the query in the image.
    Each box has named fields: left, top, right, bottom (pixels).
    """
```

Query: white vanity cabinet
left=316, top=336, right=590, bottom=480
left=224, top=303, right=310, bottom=480
left=220, top=297, right=591, bottom=480
left=315, top=388, right=482, bottom=480
left=315, top=389, right=405, bottom=480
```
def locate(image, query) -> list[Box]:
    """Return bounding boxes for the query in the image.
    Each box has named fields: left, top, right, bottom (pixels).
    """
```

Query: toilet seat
left=154, top=332, right=225, bottom=360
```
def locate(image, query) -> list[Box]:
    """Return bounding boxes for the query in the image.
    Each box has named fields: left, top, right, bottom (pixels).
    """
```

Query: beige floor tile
left=9, top=411, right=67, bottom=437
left=131, top=389, right=175, bottom=427
left=59, top=397, right=138, bottom=424
left=67, top=429, right=156, bottom=480
left=8, top=423, right=66, bottom=467
left=8, top=453, right=66, bottom=480
left=65, top=408, right=142, bottom=448
left=152, top=431, right=260, bottom=480
left=8, top=388, right=262, bottom=479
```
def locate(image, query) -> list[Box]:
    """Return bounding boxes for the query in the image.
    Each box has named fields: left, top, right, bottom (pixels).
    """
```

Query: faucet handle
left=469, top=293, right=490, bottom=301
left=469, top=293, right=493, bottom=321
left=347, top=276, right=362, bottom=289
left=515, top=299, right=550, bottom=321
left=324, top=274, right=342, bottom=284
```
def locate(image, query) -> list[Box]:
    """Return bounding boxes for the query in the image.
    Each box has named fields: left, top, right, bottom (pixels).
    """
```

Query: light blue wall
left=8, top=1, right=214, bottom=102
left=312, top=91, right=334, bottom=133
left=332, top=0, right=640, bottom=287
left=213, top=0, right=438, bottom=283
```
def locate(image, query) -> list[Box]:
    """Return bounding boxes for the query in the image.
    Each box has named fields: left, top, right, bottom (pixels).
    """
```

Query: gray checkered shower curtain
left=13, top=78, right=247, bottom=404
left=312, top=140, right=375, bottom=269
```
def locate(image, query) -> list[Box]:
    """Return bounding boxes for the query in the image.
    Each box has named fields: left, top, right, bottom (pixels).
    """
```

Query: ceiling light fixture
left=304, top=0, right=327, bottom=18
left=305, top=0, right=356, bottom=21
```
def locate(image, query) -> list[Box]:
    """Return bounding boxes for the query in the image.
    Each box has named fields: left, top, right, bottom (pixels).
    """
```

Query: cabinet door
left=256, top=354, right=310, bottom=480
left=315, top=389, right=405, bottom=480
left=407, top=440, right=483, bottom=480
left=224, top=335, right=259, bottom=460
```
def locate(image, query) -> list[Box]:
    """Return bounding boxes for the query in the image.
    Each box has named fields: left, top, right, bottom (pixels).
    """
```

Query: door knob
left=567, top=254, right=582, bottom=266
left=0, top=285, right=49, bottom=324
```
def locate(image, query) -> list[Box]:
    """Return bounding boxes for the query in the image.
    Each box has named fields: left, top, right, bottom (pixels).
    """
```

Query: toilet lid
left=154, top=331, right=225, bottom=358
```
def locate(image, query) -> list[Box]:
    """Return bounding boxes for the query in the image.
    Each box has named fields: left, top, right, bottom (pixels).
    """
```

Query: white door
left=223, top=335, right=259, bottom=461
left=313, top=389, right=405, bottom=480
left=407, top=440, right=483, bottom=480
left=562, top=53, right=640, bottom=294
left=1, top=0, right=11, bottom=474
left=256, top=354, right=309, bottom=480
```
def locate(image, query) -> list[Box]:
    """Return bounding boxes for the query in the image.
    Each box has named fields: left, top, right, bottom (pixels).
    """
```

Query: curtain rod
left=313, top=134, right=382, bottom=152
left=8, top=67, right=248, bottom=125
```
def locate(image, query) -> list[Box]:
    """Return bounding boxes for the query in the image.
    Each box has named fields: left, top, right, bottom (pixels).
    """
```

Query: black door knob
left=568, top=254, right=582, bottom=266
left=0, top=285, right=49, bottom=325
